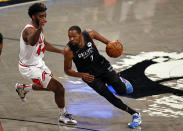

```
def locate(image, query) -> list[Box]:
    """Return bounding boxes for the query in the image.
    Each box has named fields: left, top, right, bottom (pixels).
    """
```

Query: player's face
left=68, top=30, right=81, bottom=45
left=33, top=12, right=47, bottom=26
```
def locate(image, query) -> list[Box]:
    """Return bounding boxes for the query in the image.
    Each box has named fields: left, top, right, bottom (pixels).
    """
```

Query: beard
left=35, top=18, right=39, bottom=27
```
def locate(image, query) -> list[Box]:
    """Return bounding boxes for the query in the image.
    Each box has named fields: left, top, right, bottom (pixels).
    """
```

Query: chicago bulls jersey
left=19, top=24, right=45, bottom=66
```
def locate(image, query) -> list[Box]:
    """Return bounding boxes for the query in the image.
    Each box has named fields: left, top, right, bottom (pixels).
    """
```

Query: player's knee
left=112, top=82, right=126, bottom=95
left=119, top=82, right=126, bottom=94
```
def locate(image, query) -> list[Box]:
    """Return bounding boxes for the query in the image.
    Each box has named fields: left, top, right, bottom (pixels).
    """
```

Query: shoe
left=15, top=83, right=27, bottom=102
left=128, top=113, right=142, bottom=129
left=120, top=77, right=133, bottom=94
left=59, top=112, right=77, bottom=125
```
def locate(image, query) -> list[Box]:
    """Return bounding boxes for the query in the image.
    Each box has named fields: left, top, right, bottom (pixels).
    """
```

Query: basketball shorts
left=18, top=61, right=53, bottom=88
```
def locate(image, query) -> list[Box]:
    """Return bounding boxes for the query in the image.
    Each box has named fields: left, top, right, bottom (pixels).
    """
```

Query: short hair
left=68, top=25, right=81, bottom=34
left=28, top=3, right=47, bottom=18
left=0, top=33, right=3, bottom=44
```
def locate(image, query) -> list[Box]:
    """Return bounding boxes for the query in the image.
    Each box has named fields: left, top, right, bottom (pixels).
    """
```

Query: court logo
left=112, top=51, right=183, bottom=117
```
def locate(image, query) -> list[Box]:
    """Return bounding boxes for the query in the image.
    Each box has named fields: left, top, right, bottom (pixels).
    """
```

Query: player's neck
left=30, top=21, right=39, bottom=29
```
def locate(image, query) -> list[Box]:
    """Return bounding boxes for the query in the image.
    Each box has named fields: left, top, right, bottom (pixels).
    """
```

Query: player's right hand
left=81, top=73, right=94, bottom=83
left=38, top=18, right=47, bottom=31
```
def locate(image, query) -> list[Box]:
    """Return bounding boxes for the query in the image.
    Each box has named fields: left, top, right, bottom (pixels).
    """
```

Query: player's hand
left=38, top=18, right=47, bottom=31
left=81, top=73, right=94, bottom=83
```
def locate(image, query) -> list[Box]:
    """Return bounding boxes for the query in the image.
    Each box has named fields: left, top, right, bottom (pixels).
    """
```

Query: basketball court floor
left=0, top=0, right=183, bottom=131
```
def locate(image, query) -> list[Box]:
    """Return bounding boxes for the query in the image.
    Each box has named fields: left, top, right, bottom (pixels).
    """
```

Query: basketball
left=106, top=41, right=123, bottom=58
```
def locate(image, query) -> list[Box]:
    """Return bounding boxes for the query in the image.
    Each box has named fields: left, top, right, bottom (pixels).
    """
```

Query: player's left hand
left=81, top=73, right=94, bottom=83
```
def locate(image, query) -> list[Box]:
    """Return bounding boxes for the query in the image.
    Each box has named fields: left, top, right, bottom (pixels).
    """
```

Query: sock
left=23, top=84, right=32, bottom=92
left=59, top=107, right=66, bottom=115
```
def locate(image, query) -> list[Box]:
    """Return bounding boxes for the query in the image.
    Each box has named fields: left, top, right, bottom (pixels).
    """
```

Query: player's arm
left=87, top=29, right=111, bottom=45
left=22, top=27, right=41, bottom=46
left=44, top=40, right=64, bottom=55
left=64, top=46, right=94, bottom=83
left=64, top=46, right=82, bottom=77
left=23, top=18, right=46, bottom=46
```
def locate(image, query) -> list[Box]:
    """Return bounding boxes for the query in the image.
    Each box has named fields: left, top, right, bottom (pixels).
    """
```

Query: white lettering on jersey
left=78, top=42, right=93, bottom=59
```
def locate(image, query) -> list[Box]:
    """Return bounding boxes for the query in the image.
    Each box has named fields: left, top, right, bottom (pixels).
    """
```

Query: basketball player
left=64, top=25, right=141, bottom=128
left=15, top=3, right=77, bottom=125
left=0, top=33, right=3, bottom=56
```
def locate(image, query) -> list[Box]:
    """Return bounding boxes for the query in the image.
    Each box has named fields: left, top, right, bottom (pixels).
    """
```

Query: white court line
left=0, top=0, right=48, bottom=10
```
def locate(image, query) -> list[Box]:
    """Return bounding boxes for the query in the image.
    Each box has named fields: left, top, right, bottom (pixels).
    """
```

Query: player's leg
left=86, top=78, right=141, bottom=128
left=16, top=78, right=76, bottom=125
left=15, top=80, right=50, bottom=101
left=87, top=78, right=137, bottom=114
left=104, top=70, right=134, bottom=95
left=41, top=66, right=77, bottom=125
left=103, top=70, right=141, bottom=128
left=15, top=65, right=77, bottom=125
left=46, top=78, right=65, bottom=108
left=46, top=78, right=77, bottom=125
left=15, top=65, right=50, bottom=101
left=104, top=70, right=127, bottom=95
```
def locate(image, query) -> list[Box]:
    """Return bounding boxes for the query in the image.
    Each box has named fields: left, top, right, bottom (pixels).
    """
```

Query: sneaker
left=59, top=112, right=77, bottom=125
left=15, top=83, right=27, bottom=102
left=128, top=113, right=142, bottom=128
left=120, top=77, right=133, bottom=94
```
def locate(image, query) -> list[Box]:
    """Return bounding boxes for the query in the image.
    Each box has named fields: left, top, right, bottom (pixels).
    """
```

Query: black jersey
left=67, top=31, right=111, bottom=76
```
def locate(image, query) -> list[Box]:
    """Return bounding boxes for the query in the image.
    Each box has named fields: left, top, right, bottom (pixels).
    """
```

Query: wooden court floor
left=0, top=0, right=183, bottom=131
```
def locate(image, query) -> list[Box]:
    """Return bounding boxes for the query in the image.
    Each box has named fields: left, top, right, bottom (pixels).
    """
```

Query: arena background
left=0, top=0, right=183, bottom=131
left=0, top=0, right=39, bottom=7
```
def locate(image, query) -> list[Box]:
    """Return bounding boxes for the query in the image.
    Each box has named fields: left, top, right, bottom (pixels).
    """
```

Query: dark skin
left=22, top=11, right=65, bottom=108
left=64, top=29, right=113, bottom=83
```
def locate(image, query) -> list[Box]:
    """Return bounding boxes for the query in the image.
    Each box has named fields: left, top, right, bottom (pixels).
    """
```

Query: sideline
left=0, top=117, right=99, bottom=131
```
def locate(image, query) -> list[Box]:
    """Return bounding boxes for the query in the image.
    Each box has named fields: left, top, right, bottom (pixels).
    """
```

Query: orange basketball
left=106, top=41, right=123, bottom=58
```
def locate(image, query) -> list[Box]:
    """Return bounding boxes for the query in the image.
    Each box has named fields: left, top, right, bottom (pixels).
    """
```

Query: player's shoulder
left=23, top=24, right=35, bottom=32
left=64, top=45, right=71, bottom=52
left=85, top=28, right=94, bottom=34
left=23, top=26, right=35, bottom=36
left=64, top=45, right=73, bottom=57
left=84, top=29, right=95, bottom=38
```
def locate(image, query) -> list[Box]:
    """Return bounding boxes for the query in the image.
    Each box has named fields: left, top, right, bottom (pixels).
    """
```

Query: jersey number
left=37, top=45, right=45, bottom=55
left=36, top=36, right=45, bottom=56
